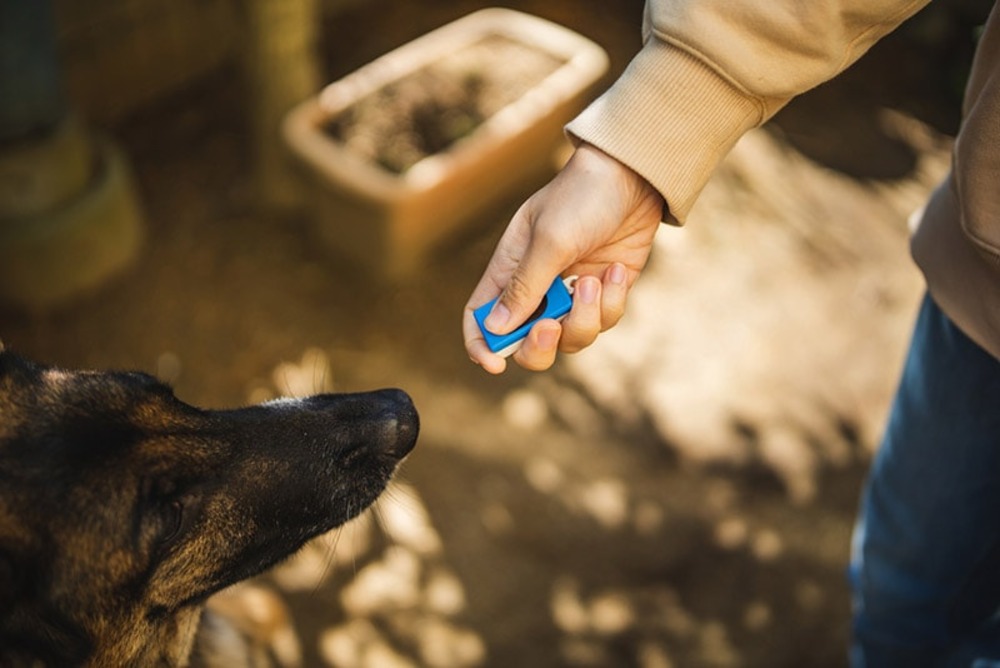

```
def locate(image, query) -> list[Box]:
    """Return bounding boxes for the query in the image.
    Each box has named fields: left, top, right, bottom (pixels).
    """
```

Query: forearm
left=567, top=0, right=932, bottom=224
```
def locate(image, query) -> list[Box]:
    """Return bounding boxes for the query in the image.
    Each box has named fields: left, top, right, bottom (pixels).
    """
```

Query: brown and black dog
left=0, top=345, right=418, bottom=667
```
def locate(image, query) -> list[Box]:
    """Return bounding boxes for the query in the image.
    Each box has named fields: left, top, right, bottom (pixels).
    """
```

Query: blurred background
left=0, top=0, right=993, bottom=666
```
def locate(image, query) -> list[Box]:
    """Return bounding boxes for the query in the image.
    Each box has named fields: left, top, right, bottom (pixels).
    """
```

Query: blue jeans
left=850, top=293, right=1000, bottom=667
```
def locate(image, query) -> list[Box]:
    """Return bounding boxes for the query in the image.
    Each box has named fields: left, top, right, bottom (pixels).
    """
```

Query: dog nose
left=373, top=388, right=418, bottom=458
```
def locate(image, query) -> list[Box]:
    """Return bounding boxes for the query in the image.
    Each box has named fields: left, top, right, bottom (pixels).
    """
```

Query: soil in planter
left=322, top=33, right=567, bottom=174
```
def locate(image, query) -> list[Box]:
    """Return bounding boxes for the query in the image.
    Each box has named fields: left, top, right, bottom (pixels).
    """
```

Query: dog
left=0, top=344, right=418, bottom=667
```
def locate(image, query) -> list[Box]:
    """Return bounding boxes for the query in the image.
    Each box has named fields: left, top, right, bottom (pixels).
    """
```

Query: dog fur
left=0, top=345, right=418, bottom=667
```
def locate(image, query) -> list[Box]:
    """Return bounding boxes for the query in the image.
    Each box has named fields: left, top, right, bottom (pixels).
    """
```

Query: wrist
left=573, top=142, right=667, bottom=220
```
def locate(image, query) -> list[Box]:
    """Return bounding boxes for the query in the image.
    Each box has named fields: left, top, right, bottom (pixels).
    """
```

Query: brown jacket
left=568, top=0, right=1000, bottom=360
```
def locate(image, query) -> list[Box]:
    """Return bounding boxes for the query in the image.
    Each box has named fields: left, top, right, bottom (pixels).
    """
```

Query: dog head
left=0, top=349, right=417, bottom=666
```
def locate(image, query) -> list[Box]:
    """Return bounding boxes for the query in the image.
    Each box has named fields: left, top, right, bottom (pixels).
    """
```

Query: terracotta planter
left=283, top=8, right=608, bottom=276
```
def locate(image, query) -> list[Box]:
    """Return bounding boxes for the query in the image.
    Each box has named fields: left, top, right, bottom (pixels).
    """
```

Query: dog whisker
left=370, top=501, right=390, bottom=540
left=309, top=528, right=344, bottom=598
left=351, top=499, right=379, bottom=576
left=373, top=481, right=442, bottom=557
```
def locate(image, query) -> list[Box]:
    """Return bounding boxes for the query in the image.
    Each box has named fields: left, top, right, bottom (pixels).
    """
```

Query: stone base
left=0, top=124, right=144, bottom=310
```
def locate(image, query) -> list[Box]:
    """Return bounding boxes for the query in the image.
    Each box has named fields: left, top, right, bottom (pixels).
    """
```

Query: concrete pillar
left=244, top=0, right=321, bottom=209
left=0, top=0, right=65, bottom=140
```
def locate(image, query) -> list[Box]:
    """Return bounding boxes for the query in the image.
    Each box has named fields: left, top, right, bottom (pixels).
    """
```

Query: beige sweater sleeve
left=566, top=0, right=931, bottom=224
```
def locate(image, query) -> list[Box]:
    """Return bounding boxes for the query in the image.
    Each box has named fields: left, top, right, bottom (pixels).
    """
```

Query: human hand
left=463, top=143, right=665, bottom=374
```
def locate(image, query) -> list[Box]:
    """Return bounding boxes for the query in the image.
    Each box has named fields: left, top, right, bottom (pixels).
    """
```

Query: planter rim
left=282, top=7, right=609, bottom=200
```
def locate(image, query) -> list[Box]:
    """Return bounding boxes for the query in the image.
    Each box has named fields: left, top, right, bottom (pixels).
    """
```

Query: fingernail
left=609, top=263, right=627, bottom=285
left=577, top=277, right=598, bottom=304
left=537, top=327, right=559, bottom=349
left=485, top=302, right=510, bottom=332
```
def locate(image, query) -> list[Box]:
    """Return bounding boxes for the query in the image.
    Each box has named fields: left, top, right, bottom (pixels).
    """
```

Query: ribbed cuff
left=566, top=38, right=771, bottom=225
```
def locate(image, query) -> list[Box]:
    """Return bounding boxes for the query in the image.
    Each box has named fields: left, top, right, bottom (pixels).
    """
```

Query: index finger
left=463, top=303, right=507, bottom=374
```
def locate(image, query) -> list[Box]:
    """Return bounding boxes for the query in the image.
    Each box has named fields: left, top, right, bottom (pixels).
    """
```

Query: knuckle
left=566, top=333, right=598, bottom=353
left=601, top=313, right=622, bottom=332
left=517, top=355, right=553, bottom=372
left=560, top=327, right=598, bottom=354
left=502, top=272, right=535, bottom=311
left=600, top=296, right=628, bottom=332
left=513, top=342, right=557, bottom=371
left=531, top=223, right=561, bottom=248
left=601, top=311, right=624, bottom=331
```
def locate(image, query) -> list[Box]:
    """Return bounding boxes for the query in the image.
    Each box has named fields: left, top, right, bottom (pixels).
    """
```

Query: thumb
left=484, top=239, right=565, bottom=335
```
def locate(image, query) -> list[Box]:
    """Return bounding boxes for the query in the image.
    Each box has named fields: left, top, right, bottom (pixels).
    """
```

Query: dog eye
left=158, top=500, right=184, bottom=546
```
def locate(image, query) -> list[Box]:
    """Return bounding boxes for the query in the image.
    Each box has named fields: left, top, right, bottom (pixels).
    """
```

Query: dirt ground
left=0, top=1, right=990, bottom=666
